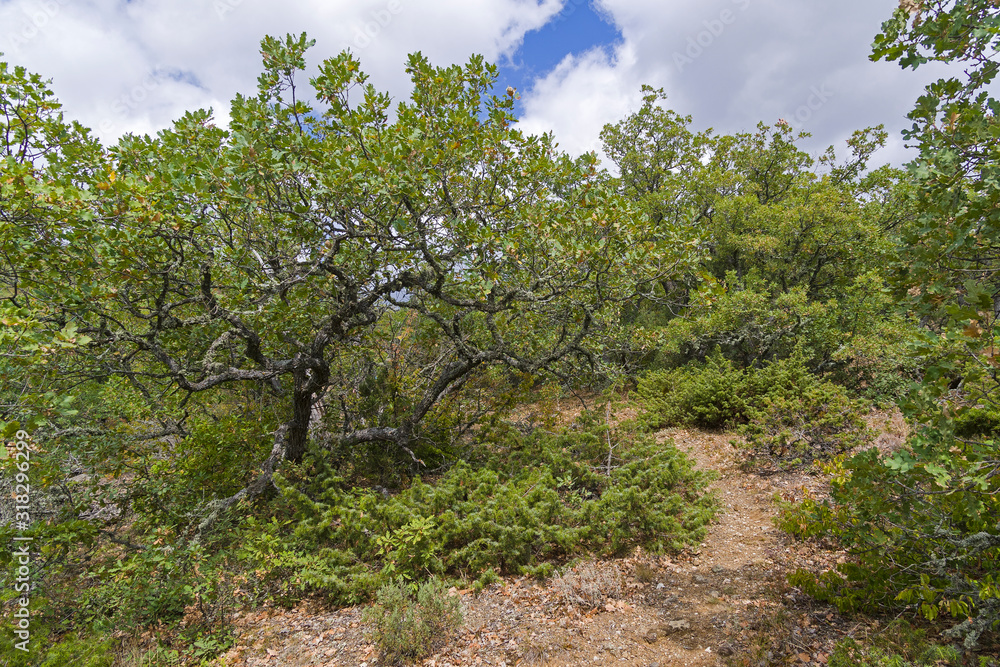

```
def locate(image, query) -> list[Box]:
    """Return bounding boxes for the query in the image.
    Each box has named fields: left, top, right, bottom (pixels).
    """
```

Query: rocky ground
left=212, top=414, right=914, bottom=667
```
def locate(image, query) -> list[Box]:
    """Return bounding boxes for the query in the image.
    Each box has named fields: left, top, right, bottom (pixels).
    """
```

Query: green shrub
left=825, top=318, right=925, bottom=406
left=637, top=350, right=750, bottom=428
left=953, top=404, right=1000, bottom=439
left=363, top=577, right=463, bottom=665
left=638, top=349, right=872, bottom=471
left=38, top=634, right=116, bottom=667
left=61, top=536, right=238, bottom=664
left=0, top=630, right=122, bottom=667
left=79, top=540, right=190, bottom=629
left=238, top=412, right=717, bottom=605
left=472, top=567, right=500, bottom=594
left=0, top=505, right=104, bottom=666
left=740, top=378, right=872, bottom=473
left=827, top=620, right=961, bottom=667
left=638, top=348, right=827, bottom=429
left=668, top=280, right=829, bottom=368
left=780, top=395, right=1000, bottom=649
left=130, top=411, right=280, bottom=528
left=652, top=270, right=910, bottom=380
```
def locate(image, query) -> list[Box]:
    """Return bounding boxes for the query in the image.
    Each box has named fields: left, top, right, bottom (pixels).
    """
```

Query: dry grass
left=550, top=561, right=623, bottom=610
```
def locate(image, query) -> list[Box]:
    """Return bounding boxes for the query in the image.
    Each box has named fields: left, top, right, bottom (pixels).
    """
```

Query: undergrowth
left=637, top=349, right=872, bottom=472
left=0, top=404, right=717, bottom=664
left=236, top=409, right=717, bottom=606
left=777, top=398, right=1000, bottom=650
left=827, top=620, right=966, bottom=667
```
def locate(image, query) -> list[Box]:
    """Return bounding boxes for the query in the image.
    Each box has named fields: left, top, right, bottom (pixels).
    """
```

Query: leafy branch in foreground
left=777, top=1, right=1000, bottom=650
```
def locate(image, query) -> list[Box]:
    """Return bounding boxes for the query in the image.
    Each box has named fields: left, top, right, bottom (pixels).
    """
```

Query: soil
left=213, top=412, right=913, bottom=667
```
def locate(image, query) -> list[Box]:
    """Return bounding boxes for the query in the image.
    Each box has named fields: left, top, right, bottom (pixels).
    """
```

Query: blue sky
left=499, top=0, right=620, bottom=114
left=0, top=0, right=958, bottom=167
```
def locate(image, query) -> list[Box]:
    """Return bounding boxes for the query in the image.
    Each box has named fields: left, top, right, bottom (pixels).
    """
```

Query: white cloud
left=0, top=0, right=975, bottom=168
left=518, top=42, right=644, bottom=158
left=0, top=0, right=563, bottom=144
left=515, top=0, right=959, bottom=167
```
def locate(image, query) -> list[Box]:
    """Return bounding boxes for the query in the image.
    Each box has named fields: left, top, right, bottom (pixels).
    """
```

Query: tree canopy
left=3, top=34, right=696, bottom=526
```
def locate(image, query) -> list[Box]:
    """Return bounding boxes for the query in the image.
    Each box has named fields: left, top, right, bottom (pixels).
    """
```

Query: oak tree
left=2, top=35, right=693, bottom=529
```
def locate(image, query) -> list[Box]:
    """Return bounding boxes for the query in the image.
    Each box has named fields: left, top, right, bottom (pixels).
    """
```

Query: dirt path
left=215, top=421, right=905, bottom=667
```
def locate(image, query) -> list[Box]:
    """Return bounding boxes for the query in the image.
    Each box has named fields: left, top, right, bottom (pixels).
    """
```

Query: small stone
left=693, top=575, right=708, bottom=584
left=665, top=619, right=691, bottom=630
left=656, top=583, right=665, bottom=590
left=718, top=644, right=735, bottom=656
left=708, top=590, right=720, bottom=598
left=712, top=565, right=725, bottom=573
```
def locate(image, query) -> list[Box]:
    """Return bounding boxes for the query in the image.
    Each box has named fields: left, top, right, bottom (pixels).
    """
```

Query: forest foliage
left=1, top=1, right=999, bottom=662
